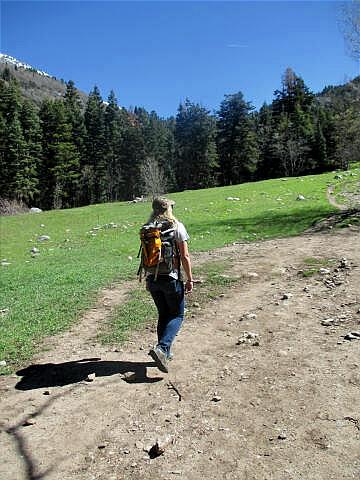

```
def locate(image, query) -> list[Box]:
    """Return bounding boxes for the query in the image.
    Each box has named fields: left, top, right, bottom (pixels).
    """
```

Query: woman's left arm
left=178, top=241, right=193, bottom=293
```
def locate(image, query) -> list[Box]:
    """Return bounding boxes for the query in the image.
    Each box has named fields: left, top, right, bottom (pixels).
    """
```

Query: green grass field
left=1, top=166, right=359, bottom=373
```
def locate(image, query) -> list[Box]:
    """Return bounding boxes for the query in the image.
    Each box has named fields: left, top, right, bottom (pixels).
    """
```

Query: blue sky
left=1, top=1, right=359, bottom=117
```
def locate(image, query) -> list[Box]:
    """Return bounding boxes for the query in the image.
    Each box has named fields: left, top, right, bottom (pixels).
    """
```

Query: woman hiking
left=139, top=196, right=193, bottom=373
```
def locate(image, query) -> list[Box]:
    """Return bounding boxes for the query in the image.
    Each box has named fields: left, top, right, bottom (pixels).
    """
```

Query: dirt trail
left=1, top=227, right=359, bottom=480
left=327, top=185, right=347, bottom=210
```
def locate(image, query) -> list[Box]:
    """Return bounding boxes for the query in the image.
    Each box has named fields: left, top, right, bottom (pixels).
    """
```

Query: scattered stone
left=1, top=260, right=11, bottom=266
left=30, top=247, right=40, bottom=254
left=132, top=195, right=145, bottom=203
left=321, top=318, right=335, bottom=327
left=128, top=256, right=133, bottom=261
left=30, top=207, right=42, bottom=213
left=236, top=331, right=260, bottom=346
left=240, top=312, right=257, bottom=321
left=278, top=433, right=287, bottom=440
left=23, top=418, right=36, bottom=426
left=98, top=444, right=106, bottom=449
left=86, top=373, right=96, bottom=382
left=0, top=360, right=7, bottom=367
left=339, top=258, right=350, bottom=269
left=211, top=395, right=222, bottom=402
left=246, top=332, right=258, bottom=339
left=37, top=235, right=50, bottom=242
left=297, top=195, right=305, bottom=201
left=247, top=272, right=259, bottom=278
left=43, top=390, right=50, bottom=395
left=281, top=293, right=293, bottom=300
left=135, top=441, right=143, bottom=449
left=334, top=174, right=343, bottom=180
left=193, top=302, right=200, bottom=308
left=319, top=268, right=330, bottom=275
left=121, top=371, right=137, bottom=382
left=148, top=435, right=173, bottom=458
left=344, top=333, right=360, bottom=341
left=226, top=196, right=240, bottom=201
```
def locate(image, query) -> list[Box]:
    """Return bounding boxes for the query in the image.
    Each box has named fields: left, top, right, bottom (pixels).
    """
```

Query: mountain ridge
left=1, top=52, right=359, bottom=114
left=0, top=52, right=88, bottom=107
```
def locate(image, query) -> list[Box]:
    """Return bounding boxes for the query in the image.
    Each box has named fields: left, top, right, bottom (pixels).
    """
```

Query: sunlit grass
left=1, top=165, right=358, bottom=372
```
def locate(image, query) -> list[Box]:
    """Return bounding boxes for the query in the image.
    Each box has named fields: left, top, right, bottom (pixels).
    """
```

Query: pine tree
left=311, top=107, right=328, bottom=172
left=83, top=86, right=106, bottom=203
left=64, top=80, right=86, bottom=164
left=0, top=78, right=27, bottom=200
left=255, top=103, right=275, bottom=179
left=15, top=99, right=42, bottom=204
left=39, top=99, right=80, bottom=209
left=273, top=68, right=314, bottom=116
left=174, top=99, right=219, bottom=190
left=217, top=92, right=259, bottom=184
left=136, top=108, right=176, bottom=193
left=103, top=90, right=124, bottom=201
left=270, top=69, right=316, bottom=176
left=3, top=114, right=26, bottom=199
left=119, top=110, right=146, bottom=200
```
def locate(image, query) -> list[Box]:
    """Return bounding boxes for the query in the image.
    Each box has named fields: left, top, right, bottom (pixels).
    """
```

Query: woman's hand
left=185, top=280, right=193, bottom=294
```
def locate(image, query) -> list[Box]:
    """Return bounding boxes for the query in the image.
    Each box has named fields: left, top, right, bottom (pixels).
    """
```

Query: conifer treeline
left=0, top=67, right=359, bottom=210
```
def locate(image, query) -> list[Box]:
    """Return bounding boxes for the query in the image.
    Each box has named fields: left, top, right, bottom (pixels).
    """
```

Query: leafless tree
left=341, top=0, right=360, bottom=60
left=140, top=156, right=168, bottom=199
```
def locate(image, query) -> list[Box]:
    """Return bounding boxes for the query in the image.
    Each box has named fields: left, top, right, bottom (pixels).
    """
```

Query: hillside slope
left=0, top=227, right=359, bottom=479
left=0, top=54, right=87, bottom=107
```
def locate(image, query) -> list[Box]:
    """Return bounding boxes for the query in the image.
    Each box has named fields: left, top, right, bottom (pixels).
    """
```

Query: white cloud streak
left=227, top=44, right=248, bottom=48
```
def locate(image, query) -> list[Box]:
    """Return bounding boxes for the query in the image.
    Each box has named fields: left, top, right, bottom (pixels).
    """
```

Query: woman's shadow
left=15, top=358, right=162, bottom=390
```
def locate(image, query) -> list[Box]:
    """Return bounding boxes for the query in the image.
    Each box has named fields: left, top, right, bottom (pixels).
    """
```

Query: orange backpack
left=137, top=221, right=178, bottom=280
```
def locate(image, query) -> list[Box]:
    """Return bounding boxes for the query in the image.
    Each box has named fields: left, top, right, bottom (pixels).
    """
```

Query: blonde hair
left=148, top=204, right=178, bottom=226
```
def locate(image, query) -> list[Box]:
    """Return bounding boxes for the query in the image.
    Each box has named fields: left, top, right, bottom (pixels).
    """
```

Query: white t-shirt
left=175, top=221, right=190, bottom=244
left=169, top=221, right=189, bottom=280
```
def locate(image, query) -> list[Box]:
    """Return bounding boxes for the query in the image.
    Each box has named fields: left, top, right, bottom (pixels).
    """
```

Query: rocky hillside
left=0, top=53, right=87, bottom=107
left=317, top=75, right=360, bottom=111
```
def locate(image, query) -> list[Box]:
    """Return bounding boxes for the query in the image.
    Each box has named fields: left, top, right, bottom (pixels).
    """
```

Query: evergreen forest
left=1, top=66, right=359, bottom=211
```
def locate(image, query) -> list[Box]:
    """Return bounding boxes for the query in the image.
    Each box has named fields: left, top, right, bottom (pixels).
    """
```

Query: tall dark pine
left=39, top=99, right=80, bottom=209
left=175, top=99, right=218, bottom=190
left=0, top=78, right=28, bottom=201
left=119, top=110, right=146, bottom=200
left=135, top=108, right=176, bottom=194
left=217, top=92, right=259, bottom=185
left=84, top=86, right=106, bottom=203
left=270, top=68, right=316, bottom=176
left=16, top=99, right=42, bottom=204
left=255, top=103, right=276, bottom=179
left=103, top=90, right=125, bottom=201
left=64, top=80, right=86, bottom=162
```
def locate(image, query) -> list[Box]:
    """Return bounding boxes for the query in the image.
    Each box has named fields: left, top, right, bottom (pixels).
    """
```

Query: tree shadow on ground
left=194, top=205, right=336, bottom=233
left=15, top=358, right=162, bottom=390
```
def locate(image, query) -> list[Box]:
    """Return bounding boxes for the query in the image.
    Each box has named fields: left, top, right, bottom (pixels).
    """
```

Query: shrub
left=0, top=198, right=29, bottom=216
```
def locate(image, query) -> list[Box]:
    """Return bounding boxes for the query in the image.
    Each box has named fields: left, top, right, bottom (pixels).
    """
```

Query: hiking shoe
left=149, top=346, right=168, bottom=373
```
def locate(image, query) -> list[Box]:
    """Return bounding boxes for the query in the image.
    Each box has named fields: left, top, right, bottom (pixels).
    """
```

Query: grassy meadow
left=1, top=166, right=359, bottom=373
